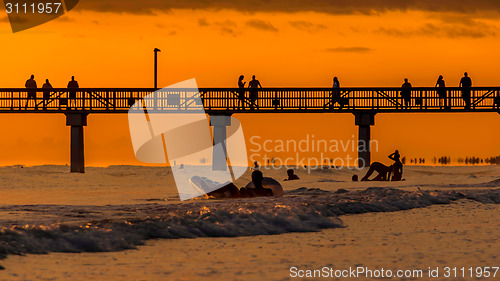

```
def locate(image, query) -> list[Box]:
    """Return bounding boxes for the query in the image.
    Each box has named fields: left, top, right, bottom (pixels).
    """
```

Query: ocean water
left=0, top=165, right=498, bottom=263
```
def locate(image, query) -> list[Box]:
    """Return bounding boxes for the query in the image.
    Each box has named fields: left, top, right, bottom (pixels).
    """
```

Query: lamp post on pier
left=154, top=48, right=161, bottom=89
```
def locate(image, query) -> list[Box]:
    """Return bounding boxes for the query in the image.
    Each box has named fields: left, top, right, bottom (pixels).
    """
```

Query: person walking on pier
left=67, top=76, right=80, bottom=109
left=237, top=75, right=246, bottom=110
left=42, top=79, right=53, bottom=110
left=400, top=78, right=412, bottom=110
left=330, top=76, right=341, bottom=109
left=459, top=72, right=472, bottom=110
left=24, top=74, right=37, bottom=109
left=248, top=75, right=262, bottom=110
left=435, top=75, right=447, bottom=109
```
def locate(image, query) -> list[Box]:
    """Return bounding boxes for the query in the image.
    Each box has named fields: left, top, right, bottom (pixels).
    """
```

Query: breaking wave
left=0, top=187, right=498, bottom=261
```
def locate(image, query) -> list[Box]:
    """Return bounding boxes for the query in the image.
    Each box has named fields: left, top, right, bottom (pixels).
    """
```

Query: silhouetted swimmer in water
left=253, top=160, right=260, bottom=170
left=240, top=170, right=273, bottom=197
left=284, top=169, right=300, bottom=181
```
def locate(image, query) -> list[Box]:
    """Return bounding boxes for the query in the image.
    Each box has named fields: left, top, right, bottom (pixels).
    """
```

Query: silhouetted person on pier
left=401, top=78, right=412, bottom=109
left=330, top=76, right=342, bottom=109
left=388, top=150, right=403, bottom=181
left=248, top=75, right=262, bottom=110
left=67, top=76, right=79, bottom=109
left=237, top=75, right=246, bottom=110
left=25, top=75, right=37, bottom=109
left=42, top=79, right=53, bottom=110
left=459, top=72, right=472, bottom=110
left=284, top=168, right=300, bottom=181
left=435, top=75, right=447, bottom=109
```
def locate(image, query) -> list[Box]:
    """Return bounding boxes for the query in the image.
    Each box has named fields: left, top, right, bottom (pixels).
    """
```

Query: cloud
left=75, top=0, right=500, bottom=15
left=289, top=21, right=327, bottom=32
left=220, top=27, right=238, bottom=37
left=245, top=19, right=278, bottom=32
left=325, top=47, right=373, bottom=53
left=376, top=20, right=497, bottom=38
left=215, top=20, right=237, bottom=27
left=198, top=18, right=209, bottom=26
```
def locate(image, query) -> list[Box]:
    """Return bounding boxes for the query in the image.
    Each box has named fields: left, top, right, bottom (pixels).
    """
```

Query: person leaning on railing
left=25, top=74, right=37, bottom=109
left=67, top=76, right=80, bottom=109
left=42, top=79, right=53, bottom=110
left=459, top=72, right=472, bottom=110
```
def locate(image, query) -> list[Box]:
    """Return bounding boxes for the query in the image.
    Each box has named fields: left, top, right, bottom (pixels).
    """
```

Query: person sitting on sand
left=388, top=150, right=403, bottom=181
left=361, top=162, right=392, bottom=181
left=240, top=170, right=273, bottom=197
left=284, top=169, right=300, bottom=181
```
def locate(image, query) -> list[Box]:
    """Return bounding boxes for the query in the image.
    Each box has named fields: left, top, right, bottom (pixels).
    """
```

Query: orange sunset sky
left=0, top=0, right=499, bottom=166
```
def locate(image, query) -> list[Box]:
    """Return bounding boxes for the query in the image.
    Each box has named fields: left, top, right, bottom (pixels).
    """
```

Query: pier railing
left=0, top=87, right=498, bottom=113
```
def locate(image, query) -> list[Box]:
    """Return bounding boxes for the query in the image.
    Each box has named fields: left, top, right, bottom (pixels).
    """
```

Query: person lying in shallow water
left=240, top=170, right=273, bottom=197
left=207, top=170, right=274, bottom=198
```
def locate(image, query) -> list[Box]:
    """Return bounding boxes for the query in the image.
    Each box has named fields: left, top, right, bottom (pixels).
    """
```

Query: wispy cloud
left=376, top=20, right=497, bottom=38
left=198, top=18, right=209, bottom=26
left=246, top=19, right=278, bottom=32
left=76, top=0, right=500, bottom=16
left=289, top=21, right=327, bottom=32
left=325, top=47, right=373, bottom=53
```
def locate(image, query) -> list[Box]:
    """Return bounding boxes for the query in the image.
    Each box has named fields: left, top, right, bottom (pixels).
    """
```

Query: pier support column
left=354, top=113, right=376, bottom=168
left=65, top=113, right=88, bottom=173
left=210, top=115, right=232, bottom=171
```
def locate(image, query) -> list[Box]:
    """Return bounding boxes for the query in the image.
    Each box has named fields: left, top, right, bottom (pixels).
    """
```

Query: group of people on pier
left=236, top=72, right=478, bottom=110
left=24, top=75, right=79, bottom=110
left=399, top=72, right=473, bottom=110
left=21, top=72, right=489, bottom=110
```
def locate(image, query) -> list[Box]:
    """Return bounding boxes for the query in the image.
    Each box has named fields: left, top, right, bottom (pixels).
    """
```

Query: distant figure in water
left=352, top=175, right=359, bottom=182
left=401, top=78, right=412, bottom=109
left=67, top=76, right=79, bottom=109
left=248, top=75, right=262, bottom=110
left=459, top=72, right=472, bottom=110
left=25, top=74, right=37, bottom=109
left=253, top=160, right=260, bottom=170
left=284, top=169, right=300, bottom=181
left=237, top=75, right=246, bottom=110
left=435, top=75, right=447, bottom=109
left=240, top=170, right=273, bottom=197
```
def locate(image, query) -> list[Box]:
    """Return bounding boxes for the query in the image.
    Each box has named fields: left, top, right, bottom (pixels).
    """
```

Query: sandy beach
left=0, top=165, right=498, bottom=281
